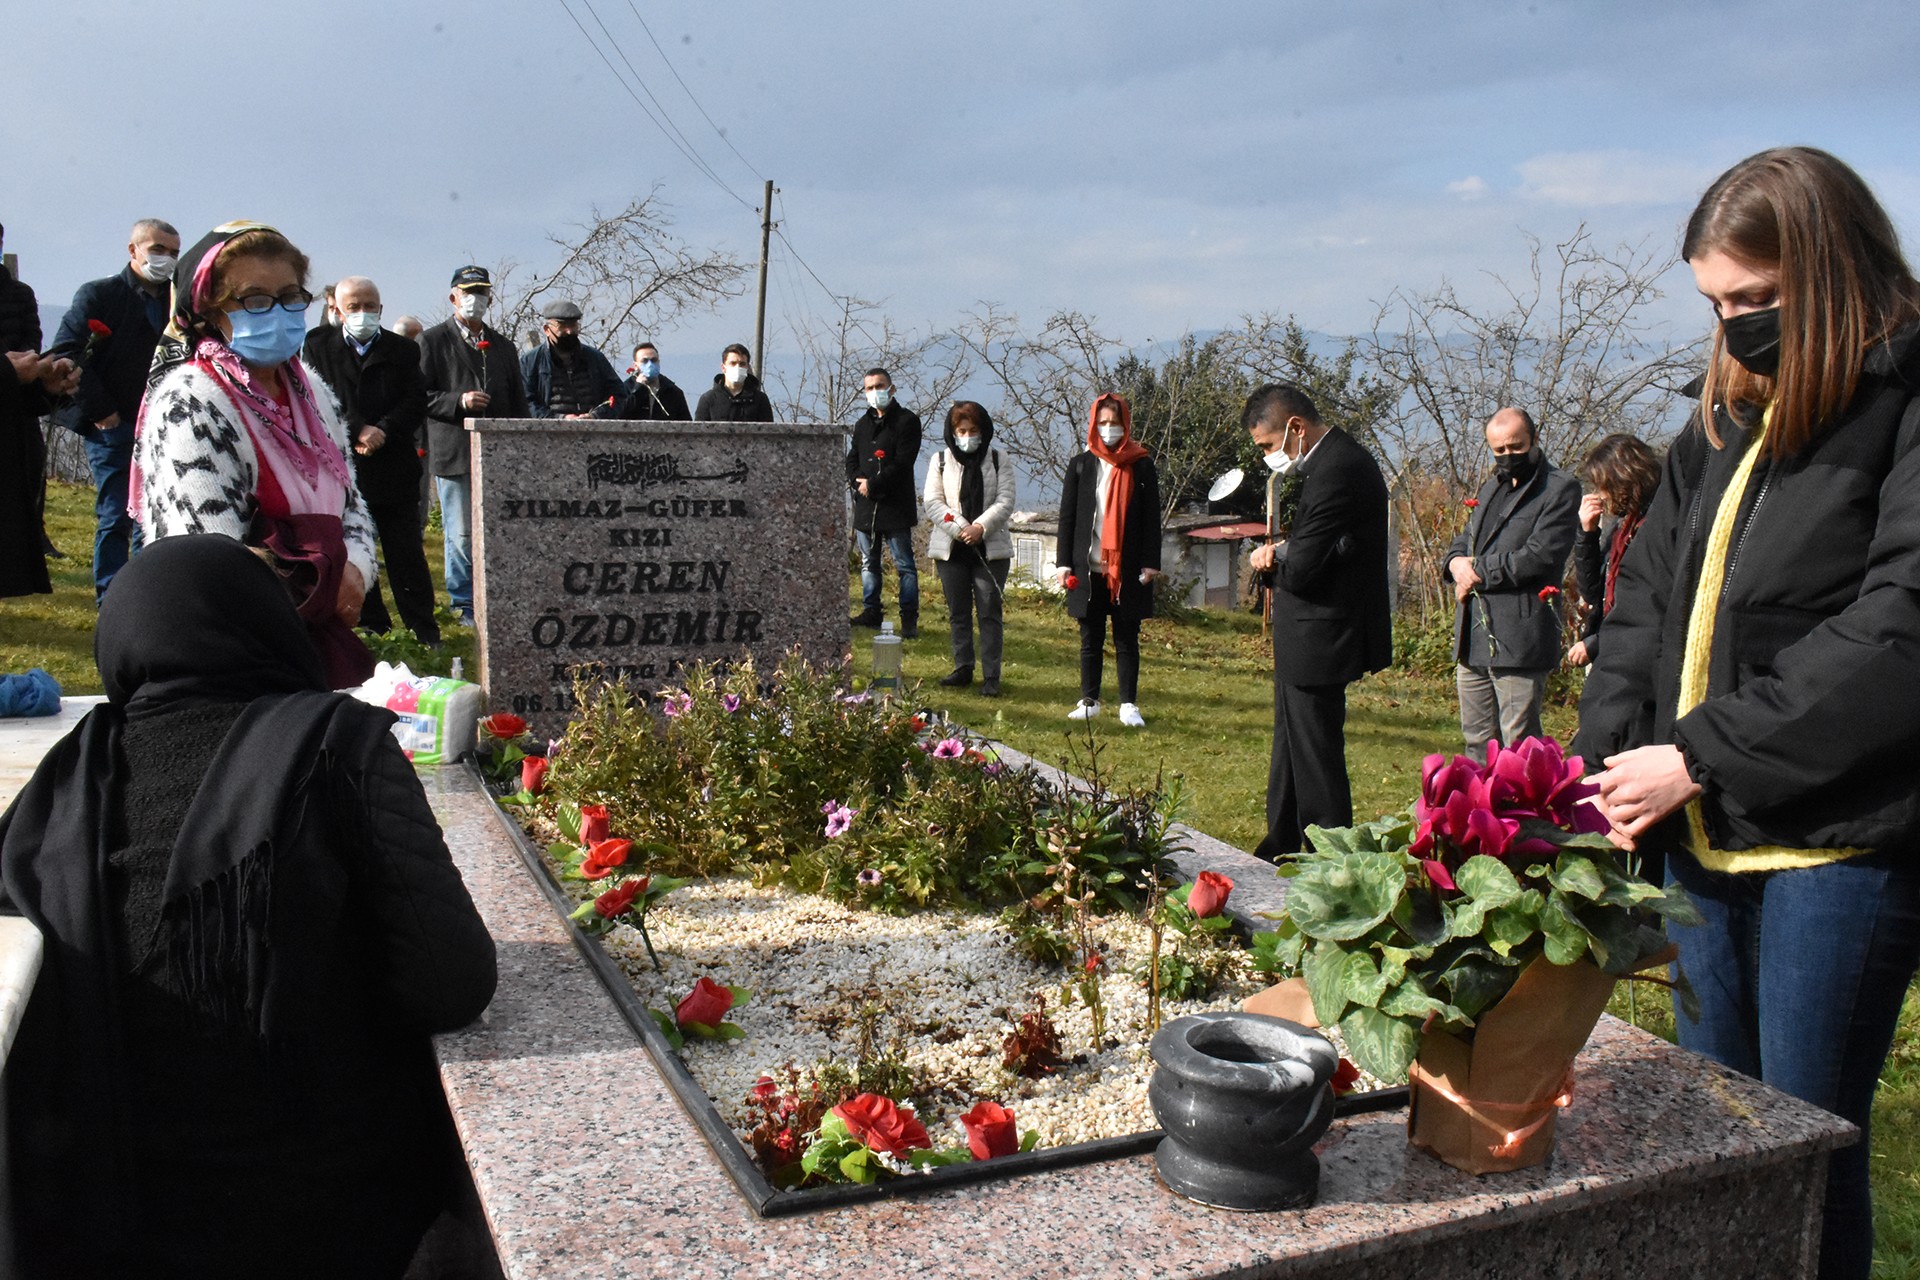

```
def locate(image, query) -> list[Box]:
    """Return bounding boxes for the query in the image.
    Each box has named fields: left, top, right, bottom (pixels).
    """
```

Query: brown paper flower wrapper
left=1244, top=947, right=1674, bottom=1175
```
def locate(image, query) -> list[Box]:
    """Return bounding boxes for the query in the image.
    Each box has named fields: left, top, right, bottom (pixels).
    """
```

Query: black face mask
left=552, top=332, right=582, bottom=354
left=1493, top=449, right=1538, bottom=486
left=1720, top=307, right=1780, bottom=377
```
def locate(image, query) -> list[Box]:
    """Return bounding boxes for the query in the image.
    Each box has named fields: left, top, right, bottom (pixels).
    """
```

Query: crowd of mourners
left=0, top=145, right=1917, bottom=1279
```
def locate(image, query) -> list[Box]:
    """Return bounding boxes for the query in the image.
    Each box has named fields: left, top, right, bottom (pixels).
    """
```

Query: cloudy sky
left=8, top=0, right=1920, bottom=385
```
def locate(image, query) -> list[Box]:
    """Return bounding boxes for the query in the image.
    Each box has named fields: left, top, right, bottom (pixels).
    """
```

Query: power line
left=552, top=0, right=754, bottom=212
left=620, top=0, right=765, bottom=183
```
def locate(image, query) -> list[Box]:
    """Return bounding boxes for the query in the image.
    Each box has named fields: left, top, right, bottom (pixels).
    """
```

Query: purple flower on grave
left=722, top=693, right=742, bottom=714
left=824, top=802, right=857, bottom=839
left=841, top=692, right=872, bottom=706
left=857, top=868, right=883, bottom=888
left=984, top=763, right=1004, bottom=776
left=661, top=691, right=693, bottom=718
left=931, top=737, right=966, bottom=760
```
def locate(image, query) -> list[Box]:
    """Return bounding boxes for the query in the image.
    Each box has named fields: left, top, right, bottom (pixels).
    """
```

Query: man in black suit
left=1244, top=384, right=1392, bottom=862
left=304, top=276, right=439, bottom=645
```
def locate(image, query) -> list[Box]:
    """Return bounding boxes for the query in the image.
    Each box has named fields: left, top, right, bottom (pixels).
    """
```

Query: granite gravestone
left=470, top=420, right=849, bottom=739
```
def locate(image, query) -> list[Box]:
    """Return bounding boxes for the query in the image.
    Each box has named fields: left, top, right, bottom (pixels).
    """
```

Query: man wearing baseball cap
left=418, top=265, right=528, bottom=626
left=521, top=299, right=621, bottom=419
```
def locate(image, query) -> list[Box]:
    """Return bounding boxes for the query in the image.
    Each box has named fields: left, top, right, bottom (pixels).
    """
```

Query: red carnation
left=943, top=513, right=955, bottom=523
left=1188, top=870, right=1233, bottom=919
left=676, top=976, right=736, bottom=1029
left=580, top=837, right=632, bottom=880
left=1331, top=1057, right=1361, bottom=1096
left=1064, top=574, right=1081, bottom=591
left=475, top=339, right=491, bottom=351
left=873, top=449, right=886, bottom=459
left=1084, top=953, right=1103, bottom=974
left=1538, top=585, right=1561, bottom=601
left=521, top=755, right=549, bottom=795
left=832, top=1094, right=931, bottom=1158
left=87, top=319, right=112, bottom=338
left=481, top=712, right=528, bottom=740
left=579, top=803, right=610, bottom=845
left=960, top=1100, right=1020, bottom=1160
left=1463, top=498, right=1479, bottom=508
left=592, top=877, right=645, bottom=919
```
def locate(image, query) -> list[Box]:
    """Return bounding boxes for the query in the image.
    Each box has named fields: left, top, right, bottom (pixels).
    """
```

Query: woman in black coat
left=1565, top=431, right=1661, bottom=671
left=1577, top=147, right=1920, bottom=1280
left=0, top=534, right=498, bottom=1279
left=1054, top=393, right=1160, bottom=727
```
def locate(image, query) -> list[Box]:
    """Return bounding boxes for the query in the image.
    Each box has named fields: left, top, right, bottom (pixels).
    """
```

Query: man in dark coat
left=304, top=276, right=439, bottom=645
left=693, top=342, right=774, bottom=422
left=0, top=224, right=72, bottom=595
left=845, top=367, right=922, bottom=635
left=610, top=339, right=691, bottom=421
left=418, top=265, right=530, bottom=626
left=1442, top=406, right=1581, bottom=763
left=520, top=299, right=623, bottom=418
left=49, top=218, right=179, bottom=599
left=1244, top=385, right=1392, bottom=861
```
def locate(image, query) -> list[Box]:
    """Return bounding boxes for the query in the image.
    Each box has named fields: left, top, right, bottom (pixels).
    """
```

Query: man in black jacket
left=305, top=276, right=439, bottom=645
left=1442, top=407, right=1580, bottom=763
left=418, top=266, right=530, bottom=626
left=1244, top=385, right=1392, bottom=861
left=49, top=218, right=179, bottom=599
left=845, top=367, right=921, bottom=635
left=693, top=343, right=774, bottom=422
left=611, top=340, right=691, bottom=421
left=520, top=299, right=622, bottom=418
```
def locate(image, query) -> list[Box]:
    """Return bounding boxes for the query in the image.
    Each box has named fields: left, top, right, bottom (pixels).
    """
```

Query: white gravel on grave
left=600, top=879, right=1274, bottom=1152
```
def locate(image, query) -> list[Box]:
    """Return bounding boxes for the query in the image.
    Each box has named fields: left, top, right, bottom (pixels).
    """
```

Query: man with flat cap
left=419, top=265, right=528, bottom=626
left=521, top=299, right=622, bottom=419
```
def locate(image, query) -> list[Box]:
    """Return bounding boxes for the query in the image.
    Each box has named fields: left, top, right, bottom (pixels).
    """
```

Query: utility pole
left=752, top=179, right=774, bottom=377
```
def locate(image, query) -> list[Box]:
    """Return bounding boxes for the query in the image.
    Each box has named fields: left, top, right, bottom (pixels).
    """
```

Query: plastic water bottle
left=450, top=657, right=464, bottom=681
left=870, top=620, right=902, bottom=694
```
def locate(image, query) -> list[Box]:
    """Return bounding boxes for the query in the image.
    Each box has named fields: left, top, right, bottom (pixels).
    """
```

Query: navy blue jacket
left=49, top=266, right=167, bottom=438
left=519, top=342, right=622, bottom=418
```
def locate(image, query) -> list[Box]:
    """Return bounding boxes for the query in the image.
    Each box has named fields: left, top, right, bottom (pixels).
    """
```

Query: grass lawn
left=3, top=481, right=1915, bottom=1270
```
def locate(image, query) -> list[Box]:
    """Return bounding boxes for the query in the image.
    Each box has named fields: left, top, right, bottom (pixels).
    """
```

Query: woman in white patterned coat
left=923, top=401, right=1016, bottom=696
left=134, top=222, right=377, bottom=686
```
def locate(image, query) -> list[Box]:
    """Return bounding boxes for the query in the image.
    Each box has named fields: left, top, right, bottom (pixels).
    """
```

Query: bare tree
left=957, top=304, right=1122, bottom=491
left=772, top=294, right=972, bottom=427
left=484, top=189, right=750, bottom=361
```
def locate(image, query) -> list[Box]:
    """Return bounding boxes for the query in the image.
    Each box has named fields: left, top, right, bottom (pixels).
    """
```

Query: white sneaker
left=1067, top=699, right=1102, bottom=721
left=1119, top=703, right=1146, bottom=728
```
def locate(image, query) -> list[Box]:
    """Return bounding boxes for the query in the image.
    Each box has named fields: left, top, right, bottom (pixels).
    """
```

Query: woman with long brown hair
left=1577, top=147, right=1920, bottom=1280
left=1566, top=432, right=1661, bottom=670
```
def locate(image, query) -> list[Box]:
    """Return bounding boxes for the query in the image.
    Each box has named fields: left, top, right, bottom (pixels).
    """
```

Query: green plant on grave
left=997, top=904, right=1074, bottom=968
left=1264, top=736, right=1700, bottom=1084
left=1135, top=870, right=1239, bottom=1005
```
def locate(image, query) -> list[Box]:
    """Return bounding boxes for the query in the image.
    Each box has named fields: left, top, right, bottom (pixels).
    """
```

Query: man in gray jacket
left=1441, top=407, right=1580, bottom=763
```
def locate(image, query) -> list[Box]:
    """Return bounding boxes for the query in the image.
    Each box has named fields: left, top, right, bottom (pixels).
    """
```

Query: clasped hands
left=1587, top=744, right=1700, bottom=852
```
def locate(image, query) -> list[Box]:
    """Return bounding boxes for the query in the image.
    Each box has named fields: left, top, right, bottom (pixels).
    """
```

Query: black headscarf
left=943, top=402, right=996, bottom=525
left=0, top=535, right=391, bottom=1217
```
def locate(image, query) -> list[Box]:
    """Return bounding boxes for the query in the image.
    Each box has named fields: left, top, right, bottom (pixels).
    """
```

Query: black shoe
left=42, top=542, right=65, bottom=560
left=901, top=617, right=919, bottom=639
left=938, top=666, right=973, bottom=688
left=850, top=610, right=882, bottom=629
left=980, top=678, right=1000, bottom=698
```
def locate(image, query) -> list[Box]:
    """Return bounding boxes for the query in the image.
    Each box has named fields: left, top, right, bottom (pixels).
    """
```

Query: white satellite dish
left=1207, top=468, right=1246, bottom=503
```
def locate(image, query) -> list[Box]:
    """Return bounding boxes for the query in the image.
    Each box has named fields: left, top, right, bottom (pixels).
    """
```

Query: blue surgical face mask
left=226, top=305, right=308, bottom=368
left=954, top=434, right=982, bottom=454
left=639, top=359, right=660, bottom=380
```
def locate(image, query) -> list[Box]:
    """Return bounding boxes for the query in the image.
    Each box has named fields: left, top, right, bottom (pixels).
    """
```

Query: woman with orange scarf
left=1054, top=393, right=1161, bottom=727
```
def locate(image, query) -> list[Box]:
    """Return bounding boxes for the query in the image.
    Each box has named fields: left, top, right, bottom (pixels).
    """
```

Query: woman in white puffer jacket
left=923, top=401, right=1016, bottom=696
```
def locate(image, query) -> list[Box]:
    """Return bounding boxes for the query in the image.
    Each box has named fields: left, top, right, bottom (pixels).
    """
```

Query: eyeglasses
left=228, top=290, right=314, bottom=315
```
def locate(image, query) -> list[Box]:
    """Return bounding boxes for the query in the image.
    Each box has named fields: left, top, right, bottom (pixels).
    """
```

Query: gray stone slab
left=469, top=420, right=849, bottom=739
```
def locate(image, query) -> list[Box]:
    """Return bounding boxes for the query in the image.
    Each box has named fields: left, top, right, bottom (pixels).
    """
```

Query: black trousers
left=359, top=496, right=442, bottom=644
left=1077, top=574, right=1141, bottom=703
left=934, top=552, right=1008, bottom=677
left=1254, top=679, right=1352, bottom=863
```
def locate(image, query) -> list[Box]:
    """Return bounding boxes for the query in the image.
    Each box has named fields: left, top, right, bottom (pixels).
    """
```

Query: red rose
left=593, top=877, right=645, bottom=919
left=960, top=1100, right=1020, bottom=1160
left=1188, top=870, right=1233, bottom=919
left=521, top=755, right=549, bottom=795
left=1331, top=1057, right=1361, bottom=1096
left=676, top=976, right=736, bottom=1029
left=1538, top=585, right=1561, bottom=601
left=87, top=319, right=112, bottom=337
left=481, top=712, right=528, bottom=740
left=579, top=804, right=610, bottom=845
left=580, top=837, right=631, bottom=880
left=832, top=1093, right=931, bottom=1158
left=1463, top=498, right=1479, bottom=508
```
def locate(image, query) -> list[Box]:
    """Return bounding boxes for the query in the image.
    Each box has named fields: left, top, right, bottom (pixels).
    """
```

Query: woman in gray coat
left=924, top=402, right=1016, bottom=695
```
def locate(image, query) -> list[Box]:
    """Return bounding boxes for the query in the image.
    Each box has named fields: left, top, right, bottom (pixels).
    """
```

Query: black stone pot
left=1147, top=1012, right=1338, bottom=1211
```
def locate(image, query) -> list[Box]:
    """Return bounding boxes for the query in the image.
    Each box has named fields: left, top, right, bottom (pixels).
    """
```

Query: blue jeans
left=855, top=528, right=918, bottom=621
left=436, top=474, right=473, bottom=618
left=84, top=427, right=140, bottom=600
left=1667, top=848, right=1920, bottom=1280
